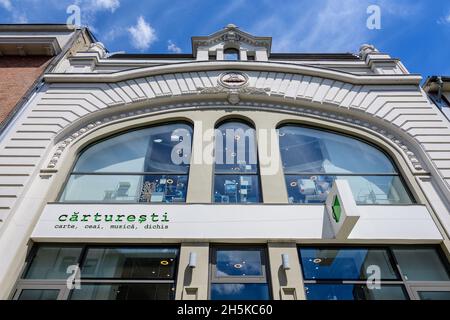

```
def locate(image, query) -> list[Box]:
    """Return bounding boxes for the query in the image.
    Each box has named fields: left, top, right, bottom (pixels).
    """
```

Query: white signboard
left=31, top=203, right=442, bottom=242
left=31, top=204, right=326, bottom=242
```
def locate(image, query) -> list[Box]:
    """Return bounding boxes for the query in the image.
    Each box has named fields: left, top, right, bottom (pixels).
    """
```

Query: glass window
left=299, top=246, right=450, bottom=301
left=60, top=123, right=192, bottom=203
left=305, top=284, right=408, bottom=300
left=214, top=121, right=261, bottom=204
left=15, top=245, right=179, bottom=301
left=224, top=48, right=239, bottom=61
left=210, top=247, right=270, bottom=300
left=61, top=174, right=188, bottom=203
left=278, top=125, right=412, bottom=205
left=418, top=291, right=450, bottom=300
left=81, top=247, right=178, bottom=279
left=24, top=246, right=83, bottom=279
left=393, top=248, right=450, bottom=281
left=211, top=284, right=270, bottom=300
left=286, top=176, right=411, bottom=205
left=213, top=175, right=261, bottom=204
left=18, top=289, right=60, bottom=300
left=69, top=284, right=174, bottom=300
left=300, top=248, right=398, bottom=280
left=215, top=249, right=263, bottom=277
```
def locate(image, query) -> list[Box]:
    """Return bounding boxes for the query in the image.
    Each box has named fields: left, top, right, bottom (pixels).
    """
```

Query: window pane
left=278, top=126, right=396, bottom=174
left=393, top=248, right=450, bottom=281
left=25, top=246, right=82, bottom=279
left=418, top=291, right=450, bottom=300
left=139, top=175, right=188, bottom=203
left=60, top=174, right=188, bottom=203
left=285, top=175, right=333, bottom=204
left=300, top=248, right=398, bottom=280
left=224, top=49, right=239, bottom=61
left=305, top=284, right=407, bottom=300
left=214, top=175, right=261, bottom=203
left=345, top=176, right=412, bottom=204
left=215, top=122, right=257, bottom=173
left=81, top=247, right=178, bottom=279
left=70, top=284, right=174, bottom=300
left=18, top=289, right=59, bottom=300
left=285, top=175, right=412, bottom=204
left=215, top=249, right=263, bottom=277
left=211, top=284, right=269, bottom=300
left=73, top=124, right=192, bottom=173
left=60, top=174, right=143, bottom=202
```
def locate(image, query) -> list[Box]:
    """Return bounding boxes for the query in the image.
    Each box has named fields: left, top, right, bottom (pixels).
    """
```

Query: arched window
left=224, top=48, right=240, bottom=61
left=277, top=125, right=413, bottom=205
left=60, top=123, right=193, bottom=203
left=213, top=121, right=262, bottom=203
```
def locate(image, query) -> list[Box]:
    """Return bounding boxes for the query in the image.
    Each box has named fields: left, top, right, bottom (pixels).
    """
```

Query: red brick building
left=0, top=25, right=94, bottom=132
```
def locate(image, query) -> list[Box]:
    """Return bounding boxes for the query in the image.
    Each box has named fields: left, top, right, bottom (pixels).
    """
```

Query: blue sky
left=1, top=0, right=450, bottom=79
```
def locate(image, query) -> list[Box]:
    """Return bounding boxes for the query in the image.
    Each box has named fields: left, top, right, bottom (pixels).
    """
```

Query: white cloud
left=437, top=13, right=450, bottom=25
left=0, top=0, right=28, bottom=23
left=248, top=1, right=359, bottom=52
left=167, top=40, right=182, bottom=53
left=0, top=0, right=12, bottom=11
left=128, top=16, right=157, bottom=51
left=90, top=0, right=120, bottom=13
left=248, top=0, right=421, bottom=53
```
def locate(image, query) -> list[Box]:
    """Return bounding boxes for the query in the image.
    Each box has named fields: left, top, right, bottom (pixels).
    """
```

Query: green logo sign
left=332, top=196, right=341, bottom=223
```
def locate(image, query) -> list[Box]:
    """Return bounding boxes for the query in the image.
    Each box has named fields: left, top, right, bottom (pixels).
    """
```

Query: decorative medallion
left=219, top=72, right=249, bottom=89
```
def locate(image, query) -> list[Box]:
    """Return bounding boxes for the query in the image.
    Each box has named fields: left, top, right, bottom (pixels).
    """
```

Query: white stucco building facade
left=1, top=25, right=450, bottom=300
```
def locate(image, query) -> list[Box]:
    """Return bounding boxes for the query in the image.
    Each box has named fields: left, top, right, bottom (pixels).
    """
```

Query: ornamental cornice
left=43, top=61, right=422, bottom=85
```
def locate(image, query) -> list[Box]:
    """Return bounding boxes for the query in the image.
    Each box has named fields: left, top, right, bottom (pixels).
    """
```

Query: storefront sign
left=31, top=203, right=442, bottom=242
left=31, top=204, right=326, bottom=241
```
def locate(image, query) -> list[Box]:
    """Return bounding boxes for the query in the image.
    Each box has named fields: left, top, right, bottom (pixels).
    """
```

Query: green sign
left=332, top=196, right=341, bottom=223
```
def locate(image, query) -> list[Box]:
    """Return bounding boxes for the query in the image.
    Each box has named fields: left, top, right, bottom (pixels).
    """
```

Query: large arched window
left=278, top=125, right=413, bottom=205
left=60, top=123, right=193, bottom=203
left=213, top=120, right=262, bottom=203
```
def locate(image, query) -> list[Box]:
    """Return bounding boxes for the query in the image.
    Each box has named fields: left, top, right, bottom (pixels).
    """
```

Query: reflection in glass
left=214, top=175, right=261, bottom=204
left=73, top=124, right=192, bottom=173
left=81, top=248, right=178, bottom=279
left=214, top=121, right=261, bottom=204
left=278, top=125, right=413, bottom=205
left=214, top=122, right=257, bottom=173
left=24, top=246, right=82, bottom=279
left=60, top=123, right=192, bottom=203
left=285, top=175, right=411, bottom=204
left=393, top=248, right=450, bottom=281
left=211, top=284, right=269, bottom=300
left=18, top=289, right=59, bottom=300
left=60, top=174, right=188, bottom=203
left=278, top=126, right=396, bottom=174
left=418, top=291, right=450, bottom=300
left=223, top=48, right=239, bottom=61
left=216, top=250, right=263, bottom=277
left=305, top=284, right=407, bottom=300
left=300, top=248, right=398, bottom=280
left=70, top=284, right=174, bottom=300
